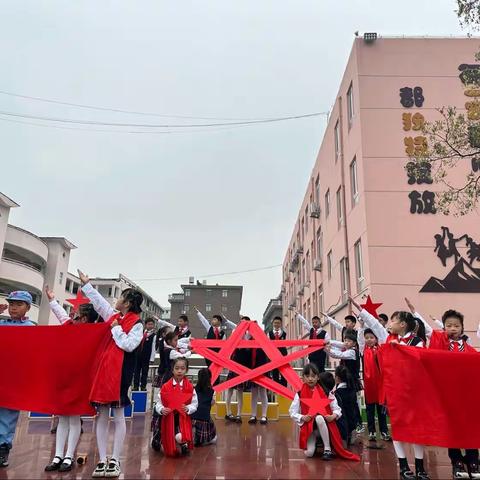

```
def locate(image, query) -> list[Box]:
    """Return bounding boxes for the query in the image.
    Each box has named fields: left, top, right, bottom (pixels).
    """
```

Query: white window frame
left=340, top=258, right=348, bottom=302
left=350, top=157, right=359, bottom=206
left=222, top=290, right=228, bottom=298
left=354, top=239, right=365, bottom=292
left=347, top=82, right=354, bottom=126
left=185, top=289, right=191, bottom=297
left=334, top=120, right=341, bottom=160
left=336, top=187, right=343, bottom=229
left=325, top=189, right=330, bottom=218
left=327, top=250, right=333, bottom=280
left=205, top=304, right=212, bottom=312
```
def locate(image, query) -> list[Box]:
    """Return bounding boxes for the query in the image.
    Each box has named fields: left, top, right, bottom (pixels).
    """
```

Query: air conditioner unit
left=310, top=202, right=321, bottom=218
left=313, top=260, right=322, bottom=272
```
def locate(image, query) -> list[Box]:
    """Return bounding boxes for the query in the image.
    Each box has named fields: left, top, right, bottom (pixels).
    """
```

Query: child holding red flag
left=78, top=270, right=144, bottom=478
left=289, top=363, right=340, bottom=459
left=155, top=358, right=198, bottom=456
left=350, top=296, right=429, bottom=480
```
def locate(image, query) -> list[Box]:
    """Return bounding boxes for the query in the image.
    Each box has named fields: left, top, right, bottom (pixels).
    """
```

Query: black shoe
left=224, top=414, right=236, bottom=422
left=45, top=456, right=63, bottom=472
left=321, top=450, right=335, bottom=461
left=0, top=444, right=10, bottom=468
left=50, top=426, right=57, bottom=434
left=468, top=463, right=480, bottom=479
left=400, top=467, right=416, bottom=480
left=416, top=470, right=430, bottom=480
left=58, top=457, right=73, bottom=472
left=180, top=443, right=189, bottom=455
left=151, top=437, right=161, bottom=451
left=259, top=416, right=268, bottom=425
left=248, top=416, right=257, bottom=424
left=234, top=415, right=242, bottom=423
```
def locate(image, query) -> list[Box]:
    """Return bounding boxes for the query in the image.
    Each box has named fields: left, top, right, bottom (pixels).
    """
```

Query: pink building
left=282, top=36, right=480, bottom=345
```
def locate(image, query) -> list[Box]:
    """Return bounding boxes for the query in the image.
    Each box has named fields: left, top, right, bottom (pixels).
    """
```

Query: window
left=334, top=120, right=341, bottom=160
left=184, top=304, right=190, bottom=313
left=325, top=189, right=330, bottom=218
left=59, top=272, right=64, bottom=285
left=108, top=287, right=113, bottom=297
left=340, top=258, right=349, bottom=302
left=185, top=289, right=191, bottom=297
left=114, top=287, right=119, bottom=298
left=316, top=229, right=323, bottom=262
left=221, top=290, right=228, bottom=298
left=301, top=217, right=305, bottom=241
left=354, top=239, right=365, bottom=292
left=221, top=304, right=228, bottom=313
left=318, top=285, right=324, bottom=314
left=306, top=251, right=311, bottom=281
left=66, top=279, right=72, bottom=292
left=315, top=176, right=320, bottom=204
left=327, top=250, right=333, bottom=279
left=347, top=82, right=354, bottom=126
left=206, top=289, right=212, bottom=297
left=336, top=187, right=343, bottom=228
left=72, top=283, right=79, bottom=294
left=350, top=157, right=359, bottom=205
left=305, top=206, right=308, bottom=232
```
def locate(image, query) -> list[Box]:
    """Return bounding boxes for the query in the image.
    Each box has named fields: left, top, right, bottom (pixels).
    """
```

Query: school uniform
left=191, top=387, right=216, bottom=446
left=175, top=326, right=191, bottom=340
left=268, top=329, right=287, bottom=386
left=296, top=314, right=329, bottom=372
left=334, top=382, right=357, bottom=445
left=133, top=330, right=156, bottom=390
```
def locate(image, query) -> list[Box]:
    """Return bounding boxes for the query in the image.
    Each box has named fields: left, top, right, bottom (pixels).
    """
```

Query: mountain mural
left=421, top=258, right=480, bottom=293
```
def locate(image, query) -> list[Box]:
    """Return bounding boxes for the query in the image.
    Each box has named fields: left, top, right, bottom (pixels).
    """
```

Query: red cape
left=160, top=378, right=194, bottom=457
left=298, top=384, right=359, bottom=461
left=363, top=346, right=381, bottom=404
left=0, top=323, right=111, bottom=415
left=89, top=312, right=140, bottom=404
left=429, top=330, right=477, bottom=353
left=380, top=343, right=480, bottom=448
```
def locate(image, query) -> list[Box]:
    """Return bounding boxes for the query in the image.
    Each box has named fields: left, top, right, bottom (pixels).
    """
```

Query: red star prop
left=191, top=320, right=326, bottom=399
left=361, top=295, right=383, bottom=318
left=161, top=389, right=192, bottom=415
left=300, top=387, right=332, bottom=417
left=66, top=290, right=90, bottom=314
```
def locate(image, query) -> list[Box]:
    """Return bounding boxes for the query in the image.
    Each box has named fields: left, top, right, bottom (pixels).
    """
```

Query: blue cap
left=6, top=291, right=33, bottom=305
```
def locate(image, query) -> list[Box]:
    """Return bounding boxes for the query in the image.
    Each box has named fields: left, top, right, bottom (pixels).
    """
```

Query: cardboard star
left=361, top=295, right=383, bottom=318
left=300, top=388, right=332, bottom=417
left=191, top=320, right=326, bottom=399
left=66, top=291, right=90, bottom=314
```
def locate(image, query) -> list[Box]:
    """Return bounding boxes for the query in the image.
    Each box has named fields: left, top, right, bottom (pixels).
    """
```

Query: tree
left=406, top=1, right=480, bottom=216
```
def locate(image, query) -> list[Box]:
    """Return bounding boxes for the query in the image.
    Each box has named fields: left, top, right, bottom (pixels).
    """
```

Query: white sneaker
left=356, top=424, right=365, bottom=434
left=91, top=461, right=107, bottom=478
left=104, top=459, right=121, bottom=478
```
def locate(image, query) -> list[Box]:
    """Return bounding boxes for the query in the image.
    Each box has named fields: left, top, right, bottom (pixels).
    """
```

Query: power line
left=0, top=109, right=328, bottom=128
left=134, top=263, right=282, bottom=282
left=0, top=89, right=273, bottom=121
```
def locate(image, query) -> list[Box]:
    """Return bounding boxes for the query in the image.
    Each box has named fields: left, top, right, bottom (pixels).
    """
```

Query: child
left=78, top=270, right=144, bottom=478
left=158, top=332, right=192, bottom=386
left=323, top=312, right=357, bottom=342
left=289, top=363, right=340, bottom=459
left=158, top=315, right=191, bottom=339
left=191, top=368, right=217, bottom=446
left=415, top=308, right=479, bottom=479
left=333, top=366, right=358, bottom=446
left=357, top=319, right=390, bottom=442
left=324, top=332, right=363, bottom=434
left=378, top=314, right=389, bottom=329
left=268, top=316, right=288, bottom=386
left=297, top=313, right=330, bottom=372
left=43, top=286, right=98, bottom=473
left=155, top=358, right=198, bottom=456
left=0, top=291, right=35, bottom=468
left=133, top=318, right=156, bottom=391
left=350, top=296, right=428, bottom=480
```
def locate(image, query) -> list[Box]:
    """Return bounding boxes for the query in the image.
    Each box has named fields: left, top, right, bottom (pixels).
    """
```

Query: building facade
left=262, top=294, right=283, bottom=332
left=0, top=192, right=76, bottom=324
left=169, top=279, right=242, bottom=338
left=63, top=272, right=165, bottom=323
left=282, top=37, right=480, bottom=345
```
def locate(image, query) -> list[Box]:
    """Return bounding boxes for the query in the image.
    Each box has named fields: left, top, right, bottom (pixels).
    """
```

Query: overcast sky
left=0, top=1, right=465, bottom=320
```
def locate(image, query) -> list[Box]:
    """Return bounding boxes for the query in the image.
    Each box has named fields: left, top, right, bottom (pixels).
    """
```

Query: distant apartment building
left=169, top=279, right=242, bottom=338
left=282, top=36, right=480, bottom=345
left=64, top=272, right=165, bottom=322
left=0, top=192, right=76, bottom=324
left=262, top=294, right=283, bottom=332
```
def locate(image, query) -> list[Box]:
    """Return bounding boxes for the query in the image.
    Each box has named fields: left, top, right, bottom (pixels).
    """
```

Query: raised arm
left=357, top=328, right=366, bottom=355
left=223, top=316, right=237, bottom=331
left=111, top=322, right=143, bottom=352
left=357, top=310, right=388, bottom=344
left=78, top=270, right=115, bottom=321
left=157, top=318, right=176, bottom=329
left=150, top=335, right=157, bottom=362
left=325, top=345, right=356, bottom=360
left=322, top=312, right=343, bottom=333
left=45, top=286, right=71, bottom=324
left=194, top=308, right=210, bottom=332
left=405, top=298, right=433, bottom=339
left=296, top=313, right=312, bottom=331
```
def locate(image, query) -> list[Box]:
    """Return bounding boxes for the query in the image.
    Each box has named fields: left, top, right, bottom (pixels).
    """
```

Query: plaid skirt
left=192, top=418, right=216, bottom=446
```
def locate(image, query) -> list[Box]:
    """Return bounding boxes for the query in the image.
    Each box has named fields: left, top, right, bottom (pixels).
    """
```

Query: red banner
left=380, top=343, right=480, bottom=448
left=0, top=323, right=111, bottom=415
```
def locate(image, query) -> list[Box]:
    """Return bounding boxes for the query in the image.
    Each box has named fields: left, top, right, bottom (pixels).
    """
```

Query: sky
left=0, top=0, right=466, bottom=320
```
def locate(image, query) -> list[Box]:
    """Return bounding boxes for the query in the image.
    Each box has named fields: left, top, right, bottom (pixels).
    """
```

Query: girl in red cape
left=350, top=296, right=429, bottom=480
left=357, top=318, right=390, bottom=443
left=411, top=306, right=480, bottom=479
left=78, top=270, right=144, bottom=479
left=155, top=357, right=198, bottom=457
left=289, top=363, right=358, bottom=461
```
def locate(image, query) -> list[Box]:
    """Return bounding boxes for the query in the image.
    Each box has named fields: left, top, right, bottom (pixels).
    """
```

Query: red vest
left=363, top=345, right=381, bottom=404
left=429, top=330, right=477, bottom=353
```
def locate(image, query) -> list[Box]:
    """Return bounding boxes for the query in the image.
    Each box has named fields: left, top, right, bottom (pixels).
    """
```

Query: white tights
left=250, top=386, right=268, bottom=418
left=226, top=388, right=244, bottom=416
left=95, top=406, right=126, bottom=462
left=393, top=440, right=424, bottom=459
left=305, top=416, right=331, bottom=457
left=54, top=415, right=82, bottom=459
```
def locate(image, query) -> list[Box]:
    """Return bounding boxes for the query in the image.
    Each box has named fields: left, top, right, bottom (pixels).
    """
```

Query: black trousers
left=133, top=356, right=150, bottom=390
left=366, top=403, right=388, bottom=434
left=270, top=368, right=287, bottom=387
left=448, top=448, right=479, bottom=466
